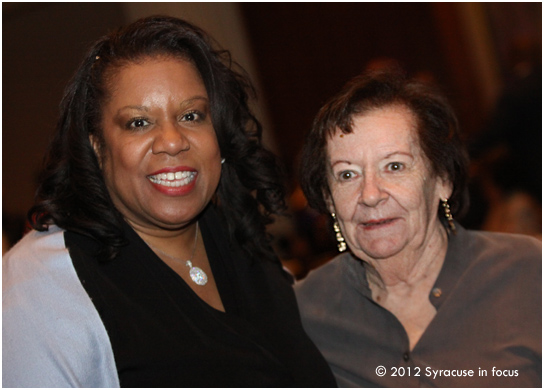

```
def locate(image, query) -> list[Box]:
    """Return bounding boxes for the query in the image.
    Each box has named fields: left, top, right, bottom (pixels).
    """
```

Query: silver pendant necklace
left=146, top=222, right=208, bottom=286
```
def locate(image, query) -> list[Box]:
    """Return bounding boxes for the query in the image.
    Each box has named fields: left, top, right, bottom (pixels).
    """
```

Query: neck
left=363, top=222, right=448, bottom=291
left=130, top=220, right=200, bottom=260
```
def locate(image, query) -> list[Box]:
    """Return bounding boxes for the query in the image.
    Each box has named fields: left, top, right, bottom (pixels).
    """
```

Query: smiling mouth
left=148, top=171, right=197, bottom=187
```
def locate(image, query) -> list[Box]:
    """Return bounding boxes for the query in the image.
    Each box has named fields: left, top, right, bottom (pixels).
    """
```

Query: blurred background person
left=3, top=16, right=336, bottom=388
left=467, top=33, right=542, bottom=239
left=295, top=68, right=541, bottom=387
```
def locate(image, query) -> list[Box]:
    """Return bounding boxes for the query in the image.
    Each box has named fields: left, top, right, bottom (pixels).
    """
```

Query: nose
left=358, top=172, right=387, bottom=207
left=151, top=121, right=190, bottom=156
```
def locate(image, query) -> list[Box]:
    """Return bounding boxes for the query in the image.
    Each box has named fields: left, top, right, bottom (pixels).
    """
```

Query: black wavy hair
left=29, top=16, right=286, bottom=261
left=300, top=67, right=469, bottom=226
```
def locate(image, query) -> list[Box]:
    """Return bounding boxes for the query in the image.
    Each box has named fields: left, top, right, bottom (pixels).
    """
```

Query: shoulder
left=451, top=229, right=542, bottom=303
left=4, top=227, right=67, bottom=283
left=3, top=227, right=89, bottom=309
left=3, top=227, right=75, bottom=301
left=464, top=229, right=541, bottom=272
left=295, top=254, right=344, bottom=289
left=467, top=228, right=541, bottom=251
left=3, top=227, right=119, bottom=387
left=295, top=253, right=354, bottom=306
left=294, top=253, right=369, bottom=357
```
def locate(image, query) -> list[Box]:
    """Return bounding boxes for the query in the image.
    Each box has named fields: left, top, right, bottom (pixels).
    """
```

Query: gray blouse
left=295, top=225, right=542, bottom=387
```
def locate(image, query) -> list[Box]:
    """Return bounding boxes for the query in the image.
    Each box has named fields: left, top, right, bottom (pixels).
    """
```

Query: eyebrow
left=117, top=105, right=149, bottom=113
left=115, top=96, right=209, bottom=115
left=330, top=159, right=352, bottom=169
left=116, top=105, right=150, bottom=116
left=179, top=96, right=208, bottom=109
left=329, top=151, right=414, bottom=168
left=383, top=151, right=413, bottom=159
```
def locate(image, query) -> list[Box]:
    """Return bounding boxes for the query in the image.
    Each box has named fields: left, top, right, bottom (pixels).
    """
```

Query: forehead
left=327, top=105, right=420, bottom=155
left=103, top=56, right=206, bottom=100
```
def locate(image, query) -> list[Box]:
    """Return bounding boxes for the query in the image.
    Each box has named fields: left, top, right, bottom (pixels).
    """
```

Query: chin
left=356, top=238, right=404, bottom=260
left=150, top=212, right=193, bottom=228
left=153, top=202, right=207, bottom=223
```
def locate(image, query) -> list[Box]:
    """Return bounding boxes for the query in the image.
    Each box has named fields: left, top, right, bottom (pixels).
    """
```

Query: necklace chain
left=148, top=222, right=199, bottom=263
left=145, top=222, right=208, bottom=286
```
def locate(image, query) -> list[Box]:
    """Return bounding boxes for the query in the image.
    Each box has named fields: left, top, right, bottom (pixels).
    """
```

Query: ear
left=89, top=134, right=102, bottom=168
left=324, top=190, right=336, bottom=215
left=436, top=175, right=453, bottom=200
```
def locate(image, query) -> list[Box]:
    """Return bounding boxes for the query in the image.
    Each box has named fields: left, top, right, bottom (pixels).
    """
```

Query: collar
left=341, top=222, right=472, bottom=309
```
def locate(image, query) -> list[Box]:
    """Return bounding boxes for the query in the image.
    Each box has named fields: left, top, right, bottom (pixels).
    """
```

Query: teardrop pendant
left=186, top=260, right=208, bottom=286
left=145, top=222, right=208, bottom=287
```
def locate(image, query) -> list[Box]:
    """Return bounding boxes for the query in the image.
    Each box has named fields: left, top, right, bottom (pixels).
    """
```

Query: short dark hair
left=299, top=68, right=469, bottom=222
left=29, top=16, right=286, bottom=261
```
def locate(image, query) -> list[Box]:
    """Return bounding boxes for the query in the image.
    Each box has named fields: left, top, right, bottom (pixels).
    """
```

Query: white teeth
left=148, top=171, right=196, bottom=187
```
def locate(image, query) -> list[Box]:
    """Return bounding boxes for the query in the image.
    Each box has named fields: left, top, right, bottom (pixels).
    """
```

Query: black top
left=66, top=205, right=336, bottom=387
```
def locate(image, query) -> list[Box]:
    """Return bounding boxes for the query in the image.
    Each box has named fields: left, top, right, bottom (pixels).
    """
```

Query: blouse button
left=432, top=287, right=442, bottom=298
left=403, top=352, right=410, bottom=362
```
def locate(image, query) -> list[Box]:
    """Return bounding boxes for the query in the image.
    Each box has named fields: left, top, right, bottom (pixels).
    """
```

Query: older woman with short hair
left=295, top=68, right=541, bottom=387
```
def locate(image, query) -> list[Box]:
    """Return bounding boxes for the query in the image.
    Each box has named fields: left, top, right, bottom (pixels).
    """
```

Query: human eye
left=125, top=117, right=151, bottom=130
left=386, top=162, right=404, bottom=172
left=338, top=170, right=358, bottom=182
left=180, top=110, right=205, bottom=123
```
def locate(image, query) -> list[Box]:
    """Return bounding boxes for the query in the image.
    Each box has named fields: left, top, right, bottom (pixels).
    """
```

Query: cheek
left=103, top=149, right=127, bottom=176
left=191, top=132, right=222, bottom=190
left=207, top=140, right=221, bottom=162
left=407, top=178, right=441, bottom=222
left=200, top=133, right=221, bottom=165
left=328, top=182, right=359, bottom=217
left=101, top=139, right=146, bottom=183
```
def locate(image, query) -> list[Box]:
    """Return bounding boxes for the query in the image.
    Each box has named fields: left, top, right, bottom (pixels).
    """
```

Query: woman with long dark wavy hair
left=3, top=16, right=336, bottom=387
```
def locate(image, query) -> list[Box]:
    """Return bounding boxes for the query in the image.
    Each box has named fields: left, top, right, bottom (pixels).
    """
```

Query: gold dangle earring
left=441, top=198, right=456, bottom=234
left=332, top=213, right=347, bottom=252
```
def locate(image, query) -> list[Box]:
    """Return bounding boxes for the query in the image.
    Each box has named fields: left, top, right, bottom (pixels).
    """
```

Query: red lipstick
left=147, top=166, right=198, bottom=196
